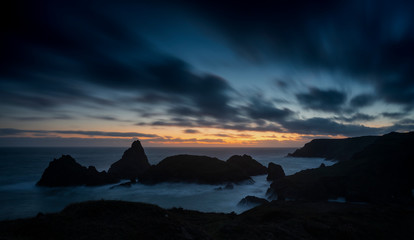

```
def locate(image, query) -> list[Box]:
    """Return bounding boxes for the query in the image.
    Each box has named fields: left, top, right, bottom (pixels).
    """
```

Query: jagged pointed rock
left=108, top=140, right=151, bottom=180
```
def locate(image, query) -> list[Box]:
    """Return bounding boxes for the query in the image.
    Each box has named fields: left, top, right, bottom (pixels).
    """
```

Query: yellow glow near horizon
left=6, top=124, right=351, bottom=147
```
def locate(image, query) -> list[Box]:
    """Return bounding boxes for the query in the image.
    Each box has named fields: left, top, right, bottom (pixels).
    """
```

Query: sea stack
left=108, top=140, right=151, bottom=180
left=37, top=155, right=118, bottom=187
left=139, top=155, right=252, bottom=185
left=227, top=154, right=268, bottom=176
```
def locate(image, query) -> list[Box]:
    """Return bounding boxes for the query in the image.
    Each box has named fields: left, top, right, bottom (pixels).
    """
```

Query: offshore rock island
left=139, top=155, right=253, bottom=185
left=5, top=131, right=414, bottom=239
left=37, top=140, right=267, bottom=186
left=108, top=140, right=151, bottom=180
left=36, top=155, right=118, bottom=187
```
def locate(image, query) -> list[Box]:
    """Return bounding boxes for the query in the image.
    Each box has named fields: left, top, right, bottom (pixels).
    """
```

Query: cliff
left=269, top=132, right=414, bottom=203
left=287, top=135, right=379, bottom=161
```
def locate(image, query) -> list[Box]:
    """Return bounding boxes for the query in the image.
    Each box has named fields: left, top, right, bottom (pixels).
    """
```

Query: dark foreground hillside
left=0, top=200, right=413, bottom=240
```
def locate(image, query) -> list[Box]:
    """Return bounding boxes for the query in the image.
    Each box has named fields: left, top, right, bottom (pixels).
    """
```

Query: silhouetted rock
left=227, top=154, right=267, bottom=176
left=266, top=162, right=285, bottom=181
left=287, top=135, right=379, bottom=161
left=140, top=155, right=252, bottom=185
left=108, top=140, right=151, bottom=180
left=319, top=163, right=326, bottom=168
left=269, top=132, right=414, bottom=203
left=238, top=196, right=269, bottom=207
left=0, top=200, right=212, bottom=240
left=37, top=155, right=118, bottom=187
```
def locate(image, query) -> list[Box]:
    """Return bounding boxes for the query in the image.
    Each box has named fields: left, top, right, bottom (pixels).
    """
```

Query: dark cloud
left=275, top=79, right=289, bottom=89
left=244, top=96, right=293, bottom=122
left=221, top=123, right=283, bottom=132
left=187, top=0, right=414, bottom=108
left=10, top=115, right=74, bottom=121
left=133, top=93, right=183, bottom=104
left=382, top=112, right=408, bottom=119
left=280, top=118, right=382, bottom=136
left=183, top=129, right=200, bottom=134
left=384, top=123, right=414, bottom=133
left=213, top=134, right=231, bottom=137
left=86, top=115, right=133, bottom=122
left=148, top=117, right=285, bottom=133
left=350, top=94, right=376, bottom=108
left=1, top=1, right=236, bottom=121
left=54, top=130, right=158, bottom=138
left=0, top=128, right=159, bottom=138
left=2, top=11, right=236, bottom=117
left=0, top=137, right=137, bottom=147
left=397, top=118, right=414, bottom=125
left=1, top=0, right=413, bottom=143
left=296, top=88, right=347, bottom=113
left=147, top=137, right=224, bottom=143
left=335, top=113, right=377, bottom=123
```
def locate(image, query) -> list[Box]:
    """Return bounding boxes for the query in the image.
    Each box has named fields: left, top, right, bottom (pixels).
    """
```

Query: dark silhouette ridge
left=139, top=155, right=254, bottom=185
left=37, top=155, right=118, bottom=187
left=1, top=200, right=412, bottom=240
left=108, top=140, right=150, bottom=180
left=269, top=132, right=414, bottom=203
left=266, top=162, right=285, bottom=181
left=226, top=154, right=267, bottom=176
left=287, top=135, right=379, bottom=161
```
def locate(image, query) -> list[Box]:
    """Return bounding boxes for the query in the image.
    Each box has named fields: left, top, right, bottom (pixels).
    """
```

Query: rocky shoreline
left=269, top=132, right=414, bottom=203
left=12, top=131, right=413, bottom=239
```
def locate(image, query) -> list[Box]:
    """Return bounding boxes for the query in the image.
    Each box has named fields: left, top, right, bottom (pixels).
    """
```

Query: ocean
left=0, top=147, right=334, bottom=220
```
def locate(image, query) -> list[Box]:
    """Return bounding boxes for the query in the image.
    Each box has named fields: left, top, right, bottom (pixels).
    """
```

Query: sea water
left=0, top=147, right=335, bottom=220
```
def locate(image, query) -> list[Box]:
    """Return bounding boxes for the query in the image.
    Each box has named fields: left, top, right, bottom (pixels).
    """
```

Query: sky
left=1, top=0, right=414, bottom=147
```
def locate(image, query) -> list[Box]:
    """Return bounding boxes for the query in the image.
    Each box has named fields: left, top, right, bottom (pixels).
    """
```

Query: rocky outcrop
left=139, top=155, right=252, bottom=185
left=37, top=142, right=264, bottom=187
left=287, top=135, right=379, bottom=161
left=269, top=132, right=414, bottom=203
left=37, top=155, right=119, bottom=187
left=238, top=196, right=269, bottom=207
left=108, top=140, right=151, bottom=180
left=227, top=154, right=267, bottom=176
left=266, top=163, right=285, bottom=181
